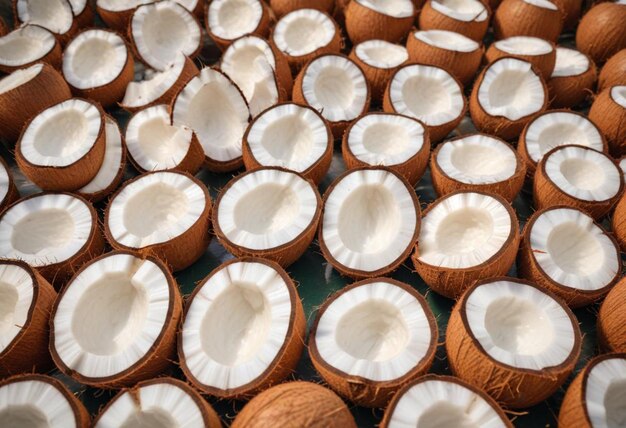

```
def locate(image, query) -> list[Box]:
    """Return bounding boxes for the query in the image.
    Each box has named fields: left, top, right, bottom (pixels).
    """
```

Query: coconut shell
left=548, top=54, right=597, bottom=109
left=598, top=49, right=626, bottom=92
left=589, top=86, right=626, bottom=157
left=349, top=43, right=408, bottom=102
left=493, top=0, right=564, bottom=42
left=612, top=192, right=626, bottom=252
left=0, top=157, right=19, bottom=214
left=270, top=0, right=335, bottom=16
left=446, top=277, right=582, bottom=409
left=0, top=25, right=63, bottom=74
left=597, top=278, right=626, bottom=353
left=576, top=2, right=626, bottom=65
left=345, top=0, right=415, bottom=45
left=96, top=3, right=137, bottom=32
left=485, top=41, right=556, bottom=81
left=309, top=278, right=438, bottom=408
left=418, top=0, right=490, bottom=42
left=0, top=63, right=71, bottom=143
left=72, top=2, right=94, bottom=28
left=552, top=0, right=580, bottom=31
left=12, top=0, right=79, bottom=45
left=205, top=0, right=272, bottom=51
left=231, top=381, right=357, bottom=428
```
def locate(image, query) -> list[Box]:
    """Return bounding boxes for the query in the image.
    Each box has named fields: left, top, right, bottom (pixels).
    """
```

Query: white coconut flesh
left=612, top=86, right=626, bottom=108
left=524, top=112, right=604, bottom=164
left=525, top=0, right=558, bottom=9
left=322, top=169, right=418, bottom=272
left=97, top=0, right=153, bottom=12
left=0, top=63, right=42, bottom=95
left=0, top=193, right=93, bottom=267
left=79, top=117, right=123, bottom=196
left=585, top=357, right=626, bottom=428
left=478, top=58, right=545, bottom=121
left=174, top=0, right=200, bottom=13
left=132, top=1, right=201, bottom=71
left=389, top=64, right=464, bottom=127
left=552, top=47, right=590, bottom=78
left=347, top=114, right=426, bottom=166
left=16, top=0, right=73, bottom=34
left=0, top=161, right=9, bottom=204
left=53, top=253, right=171, bottom=378
left=494, top=37, right=553, bottom=56
left=465, top=280, right=576, bottom=370
left=273, top=9, right=336, bottom=58
left=172, top=67, right=249, bottom=163
left=430, top=0, right=488, bottom=22
left=413, top=30, right=479, bottom=53
left=217, top=168, right=318, bottom=250
left=620, top=158, right=626, bottom=181
left=19, top=98, right=102, bottom=168
left=355, top=40, right=408, bottom=69
left=63, top=30, right=128, bottom=90
left=107, top=172, right=206, bottom=249
left=122, top=55, right=186, bottom=109
left=68, top=0, right=87, bottom=15
left=181, top=260, right=293, bottom=390
left=355, top=0, right=414, bottom=17
left=246, top=103, right=329, bottom=172
left=529, top=208, right=619, bottom=291
left=302, top=55, right=368, bottom=123
left=207, top=0, right=263, bottom=41
left=315, top=280, right=432, bottom=381
left=436, top=135, right=518, bottom=184
left=0, top=25, right=56, bottom=68
left=417, top=192, right=512, bottom=268
left=0, top=264, right=34, bottom=352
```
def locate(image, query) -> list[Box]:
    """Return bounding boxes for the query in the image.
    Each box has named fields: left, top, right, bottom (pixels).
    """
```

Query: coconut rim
left=0, top=24, right=58, bottom=68
left=353, top=0, right=415, bottom=18
left=412, top=29, right=482, bottom=54
left=551, top=47, right=591, bottom=78
left=205, top=0, right=266, bottom=42
left=492, top=36, right=554, bottom=57
left=14, top=0, right=75, bottom=35
left=578, top=353, right=626, bottom=427
left=353, top=40, right=409, bottom=70
left=271, top=8, right=338, bottom=60
left=428, top=0, right=489, bottom=22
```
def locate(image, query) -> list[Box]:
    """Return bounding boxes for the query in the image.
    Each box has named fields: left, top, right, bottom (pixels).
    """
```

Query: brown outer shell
left=597, top=278, right=626, bottom=353
left=49, top=250, right=183, bottom=389
left=0, top=157, right=19, bottom=214
left=552, top=0, right=581, bottom=30
left=12, top=0, right=79, bottom=45
left=348, top=43, right=408, bottom=102
left=270, top=0, right=335, bottom=17
left=72, top=2, right=94, bottom=28
left=485, top=41, right=556, bottom=81
left=446, top=276, right=582, bottom=409
left=0, top=25, right=63, bottom=73
left=589, top=86, right=626, bottom=157
left=576, top=3, right=626, bottom=65
left=344, top=0, right=415, bottom=45
left=598, top=49, right=626, bottom=92
left=612, top=192, right=626, bottom=253
left=96, top=4, right=137, bottom=32
left=418, top=0, right=491, bottom=42
left=179, top=257, right=305, bottom=399
left=309, top=277, right=438, bottom=408
left=548, top=55, right=597, bottom=109
left=205, top=0, right=272, bottom=51
left=493, top=0, right=564, bottom=42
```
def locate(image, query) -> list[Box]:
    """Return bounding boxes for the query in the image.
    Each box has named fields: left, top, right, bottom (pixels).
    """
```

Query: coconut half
left=206, top=0, right=270, bottom=50
left=598, top=278, right=626, bottom=353
left=96, top=0, right=153, bottom=32
left=0, top=24, right=61, bottom=73
left=14, top=0, right=76, bottom=43
left=0, top=157, right=19, bottom=213
left=270, top=0, right=335, bottom=17
left=549, top=47, right=597, bottom=108
left=344, top=0, right=415, bottom=45
left=576, top=2, right=626, bottom=65
left=349, top=40, right=408, bottom=101
left=493, top=0, right=563, bottom=42
left=446, top=277, right=581, bottom=408
left=486, top=36, right=556, bottom=80
left=418, top=0, right=490, bottom=41
left=50, top=251, right=182, bottom=388
left=68, top=0, right=92, bottom=27
left=613, top=191, right=626, bottom=254
left=589, top=85, right=626, bottom=156
left=599, top=50, right=626, bottom=92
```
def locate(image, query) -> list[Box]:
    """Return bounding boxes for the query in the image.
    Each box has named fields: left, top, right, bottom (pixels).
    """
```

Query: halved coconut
left=519, top=206, right=620, bottom=307
left=0, top=192, right=105, bottom=286
left=597, top=278, right=626, bottom=352
left=0, top=260, right=55, bottom=376
left=105, top=171, right=211, bottom=272
left=599, top=49, right=626, bottom=92
left=486, top=36, right=556, bottom=80
left=309, top=278, right=437, bottom=407
left=0, top=24, right=61, bottom=73
left=172, top=67, right=250, bottom=172
left=93, top=377, right=222, bottom=428
left=270, top=0, right=335, bottom=17
left=413, top=191, right=519, bottom=299
left=320, top=167, right=420, bottom=278
left=446, top=277, right=581, bottom=408
left=63, top=29, right=134, bottom=107
left=13, top=0, right=77, bottom=43
left=406, top=29, right=482, bottom=86
left=576, top=2, right=626, bottom=65
left=180, top=257, right=305, bottom=398
left=559, top=354, right=626, bottom=427
left=493, top=0, right=563, bottom=42
left=0, top=157, right=19, bottom=213
left=293, top=54, right=370, bottom=138
left=380, top=375, right=513, bottom=428
left=16, top=98, right=106, bottom=191
left=549, top=47, right=597, bottom=108
left=131, top=1, right=201, bottom=71
left=96, top=0, right=154, bottom=32
left=50, top=251, right=182, bottom=388
left=0, top=374, right=89, bottom=427
left=589, top=85, right=626, bottom=156
left=384, top=63, right=466, bottom=143
left=430, top=134, right=526, bottom=202
left=349, top=40, right=408, bottom=101
left=342, top=113, right=430, bottom=185
left=344, top=0, right=415, bottom=45
left=68, top=0, right=93, bottom=28
left=0, top=63, right=71, bottom=143
left=242, top=103, right=333, bottom=184
left=470, top=57, right=547, bottom=141
left=125, top=104, right=204, bottom=175
left=612, top=191, right=626, bottom=252
left=206, top=0, right=271, bottom=50
left=213, top=167, right=321, bottom=267
left=418, top=0, right=490, bottom=42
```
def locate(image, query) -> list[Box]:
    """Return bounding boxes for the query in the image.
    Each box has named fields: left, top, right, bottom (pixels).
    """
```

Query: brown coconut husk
left=205, top=0, right=272, bottom=51
left=576, top=2, right=626, bottom=65
left=493, top=0, right=564, bottom=42
left=72, top=1, right=94, bottom=28
left=344, top=0, right=415, bottom=45
left=0, top=25, right=63, bottom=74
left=552, top=0, right=581, bottom=31
left=418, top=0, right=491, bottom=42
left=589, top=86, right=626, bottom=157
left=349, top=42, right=408, bottom=102
left=548, top=52, right=597, bottom=109
left=96, top=2, right=138, bottom=32
left=597, top=278, right=626, bottom=353
left=270, top=0, right=335, bottom=17
left=485, top=40, right=556, bottom=81
left=612, top=192, right=626, bottom=253
left=0, top=157, right=19, bottom=214
left=598, top=49, right=626, bottom=92
left=12, top=0, right=79, bottom=45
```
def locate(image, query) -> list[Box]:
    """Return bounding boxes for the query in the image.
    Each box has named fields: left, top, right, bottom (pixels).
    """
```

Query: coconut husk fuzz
left=418, top=0, right=491, bottom=42
left=12, top=0, right=79, bottom=45
left=589, top=86, right=626, bottom=157
left=349, top=44, right=408, bottom=102
left=0, top=25, right=63, bottom=74
left=0, top=158, right=19, bottom=214
left=446, top=277, right=582, bottom=409
left=612, top=192, right=626, bottom=253
left=270, top=0, right=335, bottom=17
left=576, top=3, right=626, bottom=65
left=485, top=42, right=556, bottom=81
left=206, top=0, right=272, bottom=51
left=552, top=0, right=580, bottom=31
left=597, top=278, right=626, bottom=353
left=309, top=278, right=438, bottom=408
left=231, top=381, right=357, bottom=428
left=548, top=55, right=596, bottom=109
left=345, top=0, right=415, bottom=45
left=96, top=3, right=137, bottom=32
left=598, top=50, right=626, bottom=92
left=493, top=0, right=564, bottom=42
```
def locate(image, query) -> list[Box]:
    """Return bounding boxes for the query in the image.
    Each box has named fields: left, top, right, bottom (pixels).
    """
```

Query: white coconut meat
left=97, top=0, right=153, bottom=12
left=0, top=62, right=43, bottom=95
left=78, top=117, right=123, bottom=195
left=181, top=260, right=293, bottom=390
left=63, top=29, right=128, bottom=90
left=494, top=36, right=553, bottom=56
left=552, top=47, right=589, bottom=78
left=355, top=0, right=414, bottom=17
left=16, top=0, right=74, bottom=35
left=174, top=0, right=200, bottom=13
left=524, top=0, right=558, bottom=9
left=107, top=172, right=206, bottom=249
left=585, top=357, right=626, bottom=428
left=132, top=1, right=201, bottom=71
left=0, top=263, right=34, bottom=352
left=612, top=85, right=626, bottom=107
left=122, top=55, right=188, bottom=109
left=246, top=103, right=329, bottom=172
left=0, top=25, right=57, bottom=69
left=0, top=161, right=9, bottom=205
left=315, top=280, right=432, bottom=381
left=413, top=30, right=480, bottom=53
left=207, top=0, right=264, bottom=41
left=172, top=67, right=249, bottom=164
left=52, top=253, right=172, bottom=378
left=528, top=207, right=619, bottom=291
left=68, top=0, right=88, bottom=15
left=0, top=193, right=93, bottom=268
left=273, top=9, right=336, bottom=58
left=524, top=112, right=604, bottom=164
left=322, top=169, right=418, bottom=272
left=388, top=64, right=464, bottom=127
left=355, top=40, right=408, bottom=69
left=417, top=192, right=512, bottom=268
left=430, top=0, right=488, bottom=21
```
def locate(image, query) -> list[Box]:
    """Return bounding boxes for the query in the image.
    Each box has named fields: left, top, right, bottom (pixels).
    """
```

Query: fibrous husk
left=493, top=0, right=564, bottom=42
left=344, top=0, right=416, bottom=45
left=548, top=52, right=597, bottom=109
left=597, top=278, right=626, bottom=353
left=576, top=2, right=626, bottom=65
left=72, top=1, right=94, bottom=28
left=206, top=0, right=272, bottom=51
left=418, top=0, right=491, bottom=42
left=96, top=0, right=143, bottom=32
left=0, top=157, right=19, bottom=214
left=612, top=192, right=626, bottom=253
left=0, top=25, right=63, bottom=73
left=552, top=0, right=581, bottom=30
left=270, top=0, right=335, bottom=17
left=599, top=49, right=626, bottom=92
left=588, top=86, right=626, bottom=156
left=485, top=39, right=556, bottom=80
left=349, top=41, right=408, bottom=102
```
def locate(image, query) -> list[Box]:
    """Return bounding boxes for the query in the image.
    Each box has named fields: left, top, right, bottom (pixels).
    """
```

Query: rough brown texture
left=270, top=0, right=335, bottom=17
left=552, top=0, right=581, bottom=30
left=418, top=0, right=490, bottom=42
left=0, top=157, right=19, bottom=214
left=612, top=192, right=626, bottom=253
left=597, top=278, right=626, bottom=353
left=206, top=0, right=272, bottom=51
left=589, top=86, right=626, bottom=157
left=485, top=41, right=556, bottom=81
left=576, top=2, right=626, bottom=65
left=344, top=0, right=415, bottom=45
left=72, top=2, right=94, bottom=28
left=349, top=42, right=408, bottom=102
left=0, top=25, right=63, bottom=73
left=548, top=54, right=597, bottom=109
left=96, top=3, right=137, bottom=32
left=598, top=49, right=626, bottom=92
left=493, top=0, right=564, bottom=42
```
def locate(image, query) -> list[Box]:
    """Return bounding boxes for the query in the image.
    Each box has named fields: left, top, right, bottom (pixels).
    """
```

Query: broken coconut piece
left=418, top=0, right=490, bottom=42
left=549, top=47, right=597, bottom=108
left=206, top=0, right=271, bottom=50
left=0, top=24, right=62, bottom=73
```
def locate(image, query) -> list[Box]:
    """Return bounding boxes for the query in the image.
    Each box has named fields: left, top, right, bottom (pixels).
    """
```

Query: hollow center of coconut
left=452, top=147, right=506, bottom=176
left=418, top=402, right=484, bottom=428
left=124, top=183, right=189, bottom=238
left=438, top=208, right=494, bottom=254
left=585, top=358, right=626, bottom=428
left=222, top=37, right=276, bottom=99
left=234, top=183, right=299, bottom=234
left=262, top=116, right=314, bottom=162
left=120, top=409, right=176, bottom=428
left=430, top=0, right=488, bottom=21
left=141, top=119, right=189, bottom=163
left=547, top=222, right=604, bottom=276
left=355, top=40, right=408, bottom=68
left=0, top=405, right=48, bottom=427
left=0, top=27, right=54, bottom=67
left=12, top=209, right=74, bottom=255
left=403, top=76, right=451, bottom=118
left=356, top=0, right=414, bottom=17
left=35, top=110, right=91, bottom=158
left=16, top=0, right=73, bottom=34
left=209, top=0, right=262, bottom=40
left=561, top=159, right=602, bottom=189
left=0, top=63, right=42, bottom=94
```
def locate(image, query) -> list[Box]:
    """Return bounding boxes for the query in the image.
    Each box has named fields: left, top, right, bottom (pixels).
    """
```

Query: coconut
left=418, top=0, right=490, bottom=42
left=63, top=29, right=134, bottom=107
left=68, top=0, right=93, bottom=28
left=599, top=49, right=626, bottom=92
left=13, top=0, right=77, bottom=44
left=293, top=54, right=370, bottom=139
left=105, top=171, right=211, bottom=272
left=0, top=63, right=71, bottom=143
left=0, top=260, right=56, bottom=376
left=493, top=0, right=563, bottom=42
left=231, top=381, right=357, bottom=428
left=270, top=0, right=335, bottom=17
left=96, top=0, right=153, bottom=32
left=406, top=30, right=483, bottom=86
left=242, top=103, right=333, bottom=184
left=430, top=134, right=526, bottom=202
left=0, top=25, right=62, bottom=73
left=213, top=167, right=321, bottom=267
left=125, top=104, right=204, bottom=175
left=206, top=0, right=271, bottom=50
left=16, top=98, right=106, bottom=191
left=383, top=63, right=466, bottom=142
left=612, top=192, right=626, bottom=252
left=342, top=112, right=430, bottom=185
left=486, top=37, right=556, bottom=80
left=576, top=2, right=626, bottom=65
left=589, top=86, right=626, bottom=156
left=174, top=0, right=204, bottom=18
left=309, top=278, right=438, bottom=407
left=597, top=278, right=626, bottom=353
left=345, top=0, right=415, bottom=45
left=552, top=0, right=580, bottom=30
left=172, top=67, right=250, bottom=172
left=446, top=277, right=581, bottom=408
left=0, top=192, right=105, bottom=286
left=518, top=206, right=620, bottom=307
left=0, top=158, right=19, bottom=214
left=548, top=47, right=597, bottom=108
left=319, top=167, right=420, bottom=279
left=470, top=57, right=547, bottom=141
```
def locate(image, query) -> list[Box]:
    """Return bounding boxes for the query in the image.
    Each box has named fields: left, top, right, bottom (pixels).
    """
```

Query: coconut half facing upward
left=418, top=0, right=490, bottom=41
left=598, top=277, right=626, bottom=353
left=549, top=47, right=597, bottom=108
left=0, top=24, right=61, bottom=73
left=14, top=0, right=77, bottom=43
left=589, top=85, right=626, bottom=156
left=349, top=40, right=408, bottom=101
left=206, top=0, right=270, bottom=50
left=485, top=36, right=556, bottom=80
left=0, top=157, right=18, bottom=213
